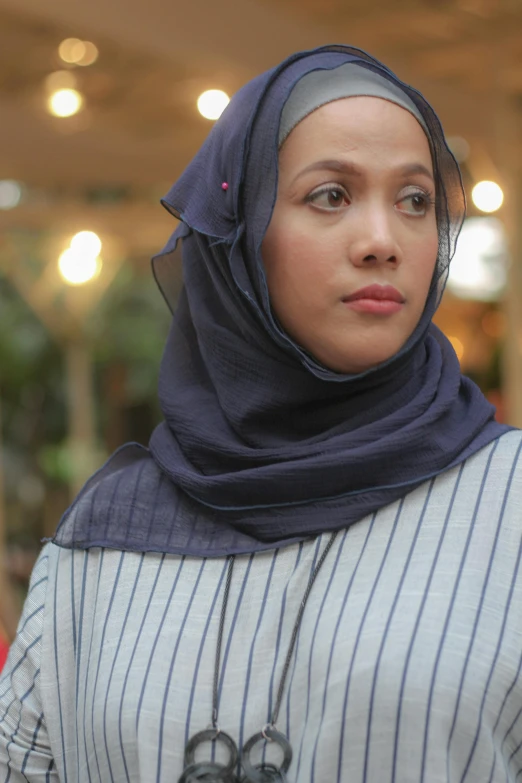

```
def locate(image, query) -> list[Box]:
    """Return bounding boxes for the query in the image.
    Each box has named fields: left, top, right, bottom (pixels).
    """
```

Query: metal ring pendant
left=179, top=761, right=239, bottom=782
left=241, top=727, right=292, bottom=783
left=178, top=728, right=240, bottom=783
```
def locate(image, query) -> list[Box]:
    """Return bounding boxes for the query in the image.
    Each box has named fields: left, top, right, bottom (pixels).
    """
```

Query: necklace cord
left=270, top=530, right=338, bottom=727
left=212, top=555, right=235, bottom=728
left=180, top=532, right=338, bottom=783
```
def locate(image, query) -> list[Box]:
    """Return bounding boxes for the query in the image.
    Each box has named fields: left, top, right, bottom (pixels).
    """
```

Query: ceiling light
left=471, top=180, right=504, bottom=213
left=197, top=89, right=230, bottom=120
left=58, top=231, right=102, bottom=285
left=0, top=180, right=22, bottom=210
left=70, top=230, right=102, bottom=258
left=76, top=41, right=99, bottom=66
left=47, top=88, right=84, bottom=118
left=58, top=38, right=99, bottom=66
left=58, top=249, right=101, bottom=285
left=59, top=38, right=86, bottom=64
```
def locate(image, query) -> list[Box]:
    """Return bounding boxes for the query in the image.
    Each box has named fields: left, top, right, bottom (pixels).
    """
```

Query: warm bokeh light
left=47, top=88, right=84, bottom=117
left=58, top=231, right=103, bottom=285
left=76, top=41, right=99, bottom=66
left=58, top=248, right=101, bottom=285
left=472, top=180, right=504, bottom=213
left=58, top=38, right=99, bottom=66
left=58, top=38, right=85, bottom=64
left=448, top=335, right=464, bottom=361
left=45, top=70, right=78, bottom=93
left=0, top=180, right=22, bottom=210
left=70, top=230, right=102, bottom=258
left=197, top=89, right=230, bottom=120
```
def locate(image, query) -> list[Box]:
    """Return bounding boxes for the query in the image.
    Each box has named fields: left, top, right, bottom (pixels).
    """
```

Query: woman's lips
left=342, top=284, right=405, bottom=315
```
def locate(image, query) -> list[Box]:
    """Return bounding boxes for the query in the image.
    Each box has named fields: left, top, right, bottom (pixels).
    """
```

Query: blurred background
left=0, top=0, right=521, bottom=647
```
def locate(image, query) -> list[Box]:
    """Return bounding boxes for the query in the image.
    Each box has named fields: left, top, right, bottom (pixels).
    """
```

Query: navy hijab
left=54, top=45, right=509, bottom=557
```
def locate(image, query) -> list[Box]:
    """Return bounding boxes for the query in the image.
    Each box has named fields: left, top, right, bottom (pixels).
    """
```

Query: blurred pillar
left=502, top=179, right=522, bottom=427
left=497, top=90, right=522, bottom=427
left=65, top=339, right=98, bottom=498
left=0, top=396, right=22, bottom=640
left=1, top=240, right=118, bottom=521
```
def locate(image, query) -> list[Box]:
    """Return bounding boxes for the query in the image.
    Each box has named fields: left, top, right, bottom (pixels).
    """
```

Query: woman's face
left=262, top=96, right=439, bottom=374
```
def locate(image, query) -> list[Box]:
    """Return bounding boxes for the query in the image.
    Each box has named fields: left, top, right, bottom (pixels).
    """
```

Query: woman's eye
left=307, top=187, right=349, bottom=210
left=397, top=191, right=433, bottom=216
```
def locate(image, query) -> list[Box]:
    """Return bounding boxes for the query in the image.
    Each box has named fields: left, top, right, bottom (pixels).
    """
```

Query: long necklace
left=178, top=531, right=338, bottom=782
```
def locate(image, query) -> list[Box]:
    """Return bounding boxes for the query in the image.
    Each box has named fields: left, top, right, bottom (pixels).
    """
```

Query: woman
left=1, top=45, right=521, bottom=783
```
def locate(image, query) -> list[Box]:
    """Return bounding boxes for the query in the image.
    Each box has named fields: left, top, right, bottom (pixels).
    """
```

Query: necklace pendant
left=178, top=728, right=240, bottom=783
left=241, top=726, right=292, bottom=783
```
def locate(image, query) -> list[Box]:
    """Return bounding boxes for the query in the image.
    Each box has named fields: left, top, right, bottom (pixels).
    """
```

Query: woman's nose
left=348, top=208, right=402, bottom=268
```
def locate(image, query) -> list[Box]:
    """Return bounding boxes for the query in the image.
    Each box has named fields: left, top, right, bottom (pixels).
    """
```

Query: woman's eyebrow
left=291, top=159, right=434, bottom=184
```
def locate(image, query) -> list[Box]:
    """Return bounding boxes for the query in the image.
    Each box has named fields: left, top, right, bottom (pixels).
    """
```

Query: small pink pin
left=221, top=182, right=229, bottom=191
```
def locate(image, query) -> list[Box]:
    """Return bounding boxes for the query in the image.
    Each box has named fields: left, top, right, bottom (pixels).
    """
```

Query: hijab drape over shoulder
left=54, top=45, right=510, bottom=557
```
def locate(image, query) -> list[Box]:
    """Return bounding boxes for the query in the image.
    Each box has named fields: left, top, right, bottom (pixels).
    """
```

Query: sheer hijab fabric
left=54, top=45, right=509, bottom=557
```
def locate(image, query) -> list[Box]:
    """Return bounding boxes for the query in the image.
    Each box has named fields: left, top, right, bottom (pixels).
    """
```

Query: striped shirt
left=1, top=430, right=522, bottom=782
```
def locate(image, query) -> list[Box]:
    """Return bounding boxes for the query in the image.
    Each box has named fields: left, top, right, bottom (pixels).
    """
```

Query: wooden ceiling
left=0, top=0, right=520, bottom=260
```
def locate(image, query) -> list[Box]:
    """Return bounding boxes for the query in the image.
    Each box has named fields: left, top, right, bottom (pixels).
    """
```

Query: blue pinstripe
left=74, top=552, right=89, bottom=783
left=102, top=553, right=144, bottom=782
left=156, top=558, right=206, bottom=782
left=296, top=529, right=348, bottom=783
left=337, top=501, right=403, bottom=783
left=135, top=557, right=185, bottom=733
left=81, top=549, right=105, bottom=783
left=119, top=554, right=166, bottom=778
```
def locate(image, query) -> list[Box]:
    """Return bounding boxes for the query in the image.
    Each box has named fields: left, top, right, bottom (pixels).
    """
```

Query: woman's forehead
left=279, top=97, right=433, bottom=174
